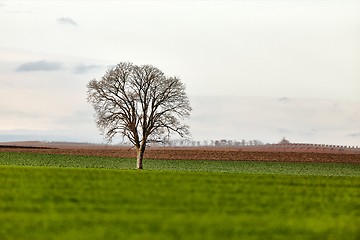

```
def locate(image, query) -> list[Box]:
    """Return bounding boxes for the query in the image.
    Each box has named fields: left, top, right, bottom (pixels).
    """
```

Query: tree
left=87, top=62, right=191, bottom=169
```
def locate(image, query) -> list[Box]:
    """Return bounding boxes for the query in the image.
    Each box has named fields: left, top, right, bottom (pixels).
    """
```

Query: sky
left=0, top=0, right=359, bottom=146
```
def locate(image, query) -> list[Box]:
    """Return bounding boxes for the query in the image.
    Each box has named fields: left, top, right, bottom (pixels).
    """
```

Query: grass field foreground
left=1, top=165, right=360, bottom=239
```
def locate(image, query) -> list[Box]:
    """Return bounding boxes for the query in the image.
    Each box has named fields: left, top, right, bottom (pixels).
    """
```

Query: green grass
left=1, top=152, right=360, bottom=239
left=1, top=166, right=360, bottom=239
left=0, top=152, right=359, bottom=176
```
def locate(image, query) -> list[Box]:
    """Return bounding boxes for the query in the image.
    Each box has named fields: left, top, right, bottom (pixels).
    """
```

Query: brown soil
left=0, top=142, right=359, bottom=164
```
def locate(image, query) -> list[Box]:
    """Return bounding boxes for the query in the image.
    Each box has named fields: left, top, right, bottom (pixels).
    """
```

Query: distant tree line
left=159, top=139, right=265, bottom=147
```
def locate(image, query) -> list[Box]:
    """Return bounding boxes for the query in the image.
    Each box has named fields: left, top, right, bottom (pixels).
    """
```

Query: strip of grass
left=1, top=166, right=359, bottom=240
left=0, top=152, right=359, bottom=177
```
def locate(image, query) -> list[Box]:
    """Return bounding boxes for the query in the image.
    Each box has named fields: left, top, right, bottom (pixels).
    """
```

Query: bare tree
left=87, top=62, right=191, bottom=169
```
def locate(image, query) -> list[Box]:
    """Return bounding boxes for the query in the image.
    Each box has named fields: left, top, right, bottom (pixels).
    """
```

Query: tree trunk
left=136, top=145, right=145, bottom=170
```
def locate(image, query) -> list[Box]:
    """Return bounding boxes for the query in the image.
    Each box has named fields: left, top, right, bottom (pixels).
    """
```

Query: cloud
left=16, top=60, right=63, bottom=72
left=348, top=132, right=360, bottom=138
left=188, top=96, right=360, bottom=145
left=0, top=129, right=92, bottom=143
left=0, top=129, right=47, bottom=142
left=57, top=17, right=77, bottom=26
left=0, top=109, right=39, bottom=119
left=14, top=57, right=103, bottom=74
left=277, top=128, right=316, bottom=137
left=72, top=64, right=102, bottom=74
left=278, top=97, right=292, bottom=103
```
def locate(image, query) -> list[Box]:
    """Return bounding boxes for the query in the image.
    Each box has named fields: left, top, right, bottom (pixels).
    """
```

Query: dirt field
left=0, top=141, right=359, bottom=164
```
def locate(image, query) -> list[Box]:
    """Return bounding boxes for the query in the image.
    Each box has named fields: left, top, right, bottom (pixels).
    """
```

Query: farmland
left=0, top=152, right=359, bottom=176
left=1, top=165, right=360, bottom=239
left=0, top=145, right=360, bottom=239
left=1, top=142, right=360, bottom=163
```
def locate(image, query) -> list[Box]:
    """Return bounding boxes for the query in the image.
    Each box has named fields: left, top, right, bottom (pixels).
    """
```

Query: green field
left=0, top=152, right=359, bottom=176
left=1, top=152, right=360, bottom=239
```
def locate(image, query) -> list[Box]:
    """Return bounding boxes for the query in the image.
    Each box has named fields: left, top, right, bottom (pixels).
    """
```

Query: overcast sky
left=0, top=0, right=359, bottom=145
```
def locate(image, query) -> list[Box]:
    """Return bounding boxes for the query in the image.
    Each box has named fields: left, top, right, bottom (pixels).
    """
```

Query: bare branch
left=87, top=62, right=191, bottom=169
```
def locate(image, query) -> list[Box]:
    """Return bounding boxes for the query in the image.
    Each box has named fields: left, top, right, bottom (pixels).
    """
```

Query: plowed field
left=0, top=142, right=359, bottom=163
